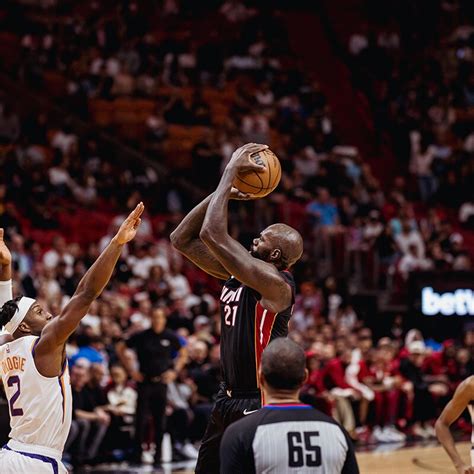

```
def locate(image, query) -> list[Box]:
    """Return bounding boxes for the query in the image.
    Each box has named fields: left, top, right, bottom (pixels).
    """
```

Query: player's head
left=250, top=223, right=303, bottom=270
left=0, top=296, right=53, bottom=338
left=259, top=338, right=308, bottom=397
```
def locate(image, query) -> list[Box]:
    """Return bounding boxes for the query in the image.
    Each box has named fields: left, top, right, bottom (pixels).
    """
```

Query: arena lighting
left=421, top=287, right=474, bottom=316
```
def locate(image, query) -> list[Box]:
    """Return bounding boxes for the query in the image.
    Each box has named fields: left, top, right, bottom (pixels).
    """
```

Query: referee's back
left=220, top=402, right=358, bottom=474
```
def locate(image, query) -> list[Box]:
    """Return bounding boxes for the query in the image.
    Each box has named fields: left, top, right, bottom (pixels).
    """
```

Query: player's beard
left=250, top=245, right=271, bottom=262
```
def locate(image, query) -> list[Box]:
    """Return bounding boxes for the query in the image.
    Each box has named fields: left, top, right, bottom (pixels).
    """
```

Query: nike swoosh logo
left=243, top=409, right=258, bottom=415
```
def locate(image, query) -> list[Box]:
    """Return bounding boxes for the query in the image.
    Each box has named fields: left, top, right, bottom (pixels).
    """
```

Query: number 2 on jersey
left=287, top=431, right=321, bottom=468
left=7, top=375, right=23, bottom=416
left=224, top=304, right=237, bottom=326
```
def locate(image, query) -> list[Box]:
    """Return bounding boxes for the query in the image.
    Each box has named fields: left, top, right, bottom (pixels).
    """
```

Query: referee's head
left=259, top=338, right=308, bottom=399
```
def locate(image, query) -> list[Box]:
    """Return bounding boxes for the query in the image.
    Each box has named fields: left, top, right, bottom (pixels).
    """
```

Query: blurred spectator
left=43, top=236, right=74, bottom=276
left=103, top=364, right=137, bottom=454
left=66, top=359, right=110, bottom=465
left=395, top=220, right=425, bottom=258
left=399, top=341, right=438, bottom=439
left=0, top=103, right=20, bottom=143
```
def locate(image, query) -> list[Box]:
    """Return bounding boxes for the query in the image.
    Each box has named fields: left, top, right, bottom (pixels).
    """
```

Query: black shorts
left=195, top=385, right=261, bottom=474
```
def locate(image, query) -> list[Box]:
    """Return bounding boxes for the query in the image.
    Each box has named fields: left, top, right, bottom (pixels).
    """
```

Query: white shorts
left=0, top=447, right=68, bottom=473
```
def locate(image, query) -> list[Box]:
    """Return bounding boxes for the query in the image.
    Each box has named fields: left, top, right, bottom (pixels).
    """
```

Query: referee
left=220, top=338, right=359, bottom=474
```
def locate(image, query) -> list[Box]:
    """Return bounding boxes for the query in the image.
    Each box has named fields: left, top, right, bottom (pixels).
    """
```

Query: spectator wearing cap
left=399, top=341, right=437, bottom=439
left=423, top=340, right=458, bottom=389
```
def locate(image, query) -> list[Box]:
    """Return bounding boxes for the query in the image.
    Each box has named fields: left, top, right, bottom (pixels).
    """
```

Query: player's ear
left=18, top=321, right=31, bottom=334
left=258, top=367, right=266, bottom=388
left=302, top=368, right=309, bottom=385
left=270, top=248, right=281, bottom=262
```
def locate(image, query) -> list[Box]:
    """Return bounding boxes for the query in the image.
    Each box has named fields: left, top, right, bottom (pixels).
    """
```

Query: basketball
left=232, top=148, right=281, bottom=198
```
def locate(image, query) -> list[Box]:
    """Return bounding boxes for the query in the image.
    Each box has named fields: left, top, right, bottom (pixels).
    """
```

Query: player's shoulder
left=463, top=375, right=474, bottom=393
left=265, top=404, right=340, bottom=423
left=228, top=404, right=342, bottom=433
left=0, top=332, right=13, bottom=347
left=0, top=334, right=37, bottom=353
left=278, top=269, right=295, bottom=285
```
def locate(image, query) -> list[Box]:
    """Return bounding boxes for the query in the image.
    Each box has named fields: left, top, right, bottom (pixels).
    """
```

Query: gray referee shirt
left=220, top=403, right=359, bottom=474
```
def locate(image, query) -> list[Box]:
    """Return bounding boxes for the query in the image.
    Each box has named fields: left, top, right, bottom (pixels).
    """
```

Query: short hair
left=0, top=296, right=23, bottom=328
left=261, top=338, right=306, bottom=390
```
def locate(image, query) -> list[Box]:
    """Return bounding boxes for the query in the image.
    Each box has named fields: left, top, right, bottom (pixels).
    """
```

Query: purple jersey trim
left=3, top=445, right=59, bottom=474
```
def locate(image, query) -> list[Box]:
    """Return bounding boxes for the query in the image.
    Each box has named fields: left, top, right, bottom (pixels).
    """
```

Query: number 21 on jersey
left=224, top=304, right=237, bottom=327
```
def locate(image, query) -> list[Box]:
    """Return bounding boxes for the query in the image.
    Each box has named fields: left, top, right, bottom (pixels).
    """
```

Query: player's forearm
left=0, top=264, right=13, bottom=306
left=0, top=263, right=11, bottom=281
left=75, top=237, right=124, bottom=300
left=200, top=168, right=234, bottom=242
left=170, top=194, right=213, bottom=250
left=435, top=420, right=464, bottom=468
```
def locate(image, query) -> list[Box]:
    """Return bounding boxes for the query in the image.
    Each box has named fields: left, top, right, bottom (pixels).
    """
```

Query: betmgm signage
left=409, top=272, right=474, bottom=338
left=421, top=287, right=474, bottom=316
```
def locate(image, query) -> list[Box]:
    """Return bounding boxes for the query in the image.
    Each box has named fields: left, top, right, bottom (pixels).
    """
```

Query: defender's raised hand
left=114, top=202, right=144, bottom=245
left=0, top=228, right=12, bottom=267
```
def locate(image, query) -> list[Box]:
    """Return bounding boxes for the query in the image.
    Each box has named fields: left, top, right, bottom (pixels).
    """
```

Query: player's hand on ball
left=227, top=143, right=268, bottom=174
left=230, top=187, right=254, bottom=200
left=114, top=202, right=144, bottom=245
left=0, top=228, right=12, bottom=266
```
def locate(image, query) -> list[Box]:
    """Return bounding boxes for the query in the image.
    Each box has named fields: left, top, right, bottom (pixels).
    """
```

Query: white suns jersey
left=0, top=335, right=72, bottom=458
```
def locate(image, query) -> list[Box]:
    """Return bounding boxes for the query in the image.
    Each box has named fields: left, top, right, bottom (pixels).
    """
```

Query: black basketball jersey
left=219, top=270, right=295, bottom=391
left=220, top=403, right=359, bottom=474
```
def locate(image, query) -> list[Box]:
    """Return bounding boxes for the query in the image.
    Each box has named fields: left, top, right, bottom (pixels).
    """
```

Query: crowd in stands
left=1, top=223, right=474, bottom=465
left=0, top=0, right=473, bottom=467
left=1, top=0, right=472, bottom=287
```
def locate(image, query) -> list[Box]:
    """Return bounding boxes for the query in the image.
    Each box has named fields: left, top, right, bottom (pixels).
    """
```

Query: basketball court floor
left=81, top=441, right=470, bottom=473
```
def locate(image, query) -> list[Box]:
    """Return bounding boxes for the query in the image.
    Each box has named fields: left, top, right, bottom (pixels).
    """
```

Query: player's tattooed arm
left=37, top=204, right=143, bottom=359
left=435, top=376, right=474, bottom=474
left=200, top=143, right=291, bottom=314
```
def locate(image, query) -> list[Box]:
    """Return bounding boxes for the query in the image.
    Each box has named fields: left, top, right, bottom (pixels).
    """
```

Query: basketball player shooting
left=0, top=203, right=144, bottom=474
left=171, top=143, right=304, bottom=474
left=436, top=375, right=474, bottom=474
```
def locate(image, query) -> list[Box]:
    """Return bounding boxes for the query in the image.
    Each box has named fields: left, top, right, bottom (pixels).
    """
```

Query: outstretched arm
left=435, top=377, right=474, bottom=474
left=200, top=143, right=291, bottom=313
left=35, top=203, right=144, bottom=376
left=0, top=228, right=12, bottom=303
left=0, top=228, right=13, bottom=342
